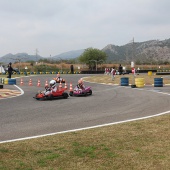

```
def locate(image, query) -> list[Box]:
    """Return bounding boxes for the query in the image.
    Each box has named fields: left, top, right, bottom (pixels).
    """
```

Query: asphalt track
left=1, top=74, right=170, bottom=143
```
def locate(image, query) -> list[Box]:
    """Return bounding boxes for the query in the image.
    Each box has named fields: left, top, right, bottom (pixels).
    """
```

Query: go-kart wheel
left=63, top=92, right=69, bottom=99
left=35, top=93, right=38, bottom=98
left=89, top=90, right=92, bottom=95
left=82, top=92, right=87, bottom=96
left=48, top=94, right=54, bottom=100
left=34, top=93, right=39, bottom=99
left=69, top=91, right=73, bottom=96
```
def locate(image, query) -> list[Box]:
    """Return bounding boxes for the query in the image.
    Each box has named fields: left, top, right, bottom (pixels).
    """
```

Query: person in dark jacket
left=118, top=64, right=123, bottom=75
left=7, top=62, right=15, bottom=78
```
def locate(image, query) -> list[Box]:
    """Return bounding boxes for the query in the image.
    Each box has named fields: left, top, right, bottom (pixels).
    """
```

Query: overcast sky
left=0, top=0, right=170, bottom=57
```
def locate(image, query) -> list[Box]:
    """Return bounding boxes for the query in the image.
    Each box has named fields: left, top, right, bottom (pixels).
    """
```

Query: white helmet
left=50, top=80, right=56, bottom=88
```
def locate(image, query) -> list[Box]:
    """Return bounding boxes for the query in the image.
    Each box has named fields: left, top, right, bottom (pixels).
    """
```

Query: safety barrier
left=154, top=78, right=163, bottom=87
left=120, top=77, right=129, bottom=86
left=135, top=78, right=145, bottom=88
left=148, top=71, right=152, bottom=76
left=1, top=78, right=16, bottom=85
left=10, top=71, right=81, bottom=75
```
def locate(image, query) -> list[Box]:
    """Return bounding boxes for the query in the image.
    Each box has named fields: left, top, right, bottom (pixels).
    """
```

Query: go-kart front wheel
left=69, top=91, right=73, bottom=96
left=47, top=94, right=54, bottom=100
left=33, top=93, right=39, bottom=100
left=62, top=92, right=69, bottom=99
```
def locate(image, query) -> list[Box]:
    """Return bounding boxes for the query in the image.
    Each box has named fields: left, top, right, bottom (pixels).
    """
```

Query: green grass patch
left=83, top=73, right=170, bottom=85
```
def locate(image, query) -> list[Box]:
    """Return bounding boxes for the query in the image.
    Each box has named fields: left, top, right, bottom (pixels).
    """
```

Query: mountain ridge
left=0, top=38, right=170, bottom=64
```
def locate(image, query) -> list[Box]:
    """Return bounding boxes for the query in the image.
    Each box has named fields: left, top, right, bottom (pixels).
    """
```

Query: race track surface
left=1, top=74, right=170, bottom=142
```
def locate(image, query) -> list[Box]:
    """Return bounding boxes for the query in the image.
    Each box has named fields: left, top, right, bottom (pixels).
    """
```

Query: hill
left=1, top=38, right=170, bottom=65
left=0, top=53, right=43, bottom=64
left=102, top=38, right=170, bottom=64
left=0, top=50, right=85, bottom=64
left=52, top=49, right=85, bottom=60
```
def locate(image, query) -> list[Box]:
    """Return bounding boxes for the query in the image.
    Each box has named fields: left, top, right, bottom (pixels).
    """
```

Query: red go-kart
left=34, top=87, right=69, bottom=100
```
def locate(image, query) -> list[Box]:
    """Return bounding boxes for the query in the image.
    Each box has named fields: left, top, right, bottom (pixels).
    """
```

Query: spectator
left=7, top=62, right=16, bottom=78
left=104, top=68, right=107, bottom=75
left=118, top=64, right=123, bottom=75
left=111, top=67, right=116, bottom=81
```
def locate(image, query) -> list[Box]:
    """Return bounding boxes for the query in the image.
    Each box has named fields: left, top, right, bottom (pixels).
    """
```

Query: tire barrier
left=148, top=71, right=152, bottom=76
left=120, top=77, right=129, bottom=86
left=1, top=78, right=4, bottom=84
left=3, top=78, right=8, bottom=85
left=3, top=78, right=16, bottom=85
left=1, top=71, right=80, bottom=76
left=9, top=78, right=16, bottom=85
left=135, top=78, right=144, bottom=88
left=154, top=78, right=163, bottom=87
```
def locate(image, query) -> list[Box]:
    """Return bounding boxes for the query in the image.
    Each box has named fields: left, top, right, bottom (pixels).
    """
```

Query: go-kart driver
left=75, top=79, right=85, bottom=91
left=44, top=80, right=57, bottom=96
left=56, top=73, right=62, bottom=82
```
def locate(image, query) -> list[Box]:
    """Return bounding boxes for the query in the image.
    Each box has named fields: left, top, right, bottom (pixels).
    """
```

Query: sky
left=0, top=0, right=170, bottom=58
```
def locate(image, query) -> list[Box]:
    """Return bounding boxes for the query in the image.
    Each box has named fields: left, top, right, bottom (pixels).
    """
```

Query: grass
left=83, top=73, right=170, bottom=85
left=0, top=74, right=170, bottom=170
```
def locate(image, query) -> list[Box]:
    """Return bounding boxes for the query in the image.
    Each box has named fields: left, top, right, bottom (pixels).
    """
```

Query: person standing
left=70, top=65, right=74, bottom=74
left=111, top=67, right=116, bottom=81
left=118, top=64, right=123, bottom=75
left=7, top=62, right=15, bottom=78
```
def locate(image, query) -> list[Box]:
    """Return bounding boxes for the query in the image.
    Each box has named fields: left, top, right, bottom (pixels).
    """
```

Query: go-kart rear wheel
left=82, top=92, right=87, bottom=96
left=88, top=90, right=92, bottom=95
left=63, top=92, right=69, bottom=99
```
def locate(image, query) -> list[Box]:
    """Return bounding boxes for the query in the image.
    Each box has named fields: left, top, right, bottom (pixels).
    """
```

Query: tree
left=78, top=48, right=107, bottom=70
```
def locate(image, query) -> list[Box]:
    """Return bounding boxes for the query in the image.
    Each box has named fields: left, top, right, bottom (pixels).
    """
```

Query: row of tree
left=37, top=48, right=107, bottom=70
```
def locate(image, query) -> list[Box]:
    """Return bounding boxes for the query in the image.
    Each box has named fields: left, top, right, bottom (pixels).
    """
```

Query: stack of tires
left=1, top=78, right=4, bottom=84
left=3, top=78, right=16, bottom=85
left=120, top=77, right=129, bottom=86
left=154, top=78, right=163, bottom=87
left=148, top=71, right=152, bottom=76
left=135, top=78, right=145, bottom=88
left=0, top=78, right=3, bottom=88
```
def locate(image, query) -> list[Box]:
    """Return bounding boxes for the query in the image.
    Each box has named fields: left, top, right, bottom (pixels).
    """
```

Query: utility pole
left=132, top=37, right=135, bottom=61
left=35, top=48, right=39, bottom=63
left=50, top=54, right=52, bottom=63
left=125, top=46, right=129, bottom=64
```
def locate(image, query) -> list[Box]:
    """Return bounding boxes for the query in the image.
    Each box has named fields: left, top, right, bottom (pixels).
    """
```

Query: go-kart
left=53, top=77, right=65, bottom=83
left=33, top=87, right=69, bottom=100
left=69, top=86, right=92, bottom=97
